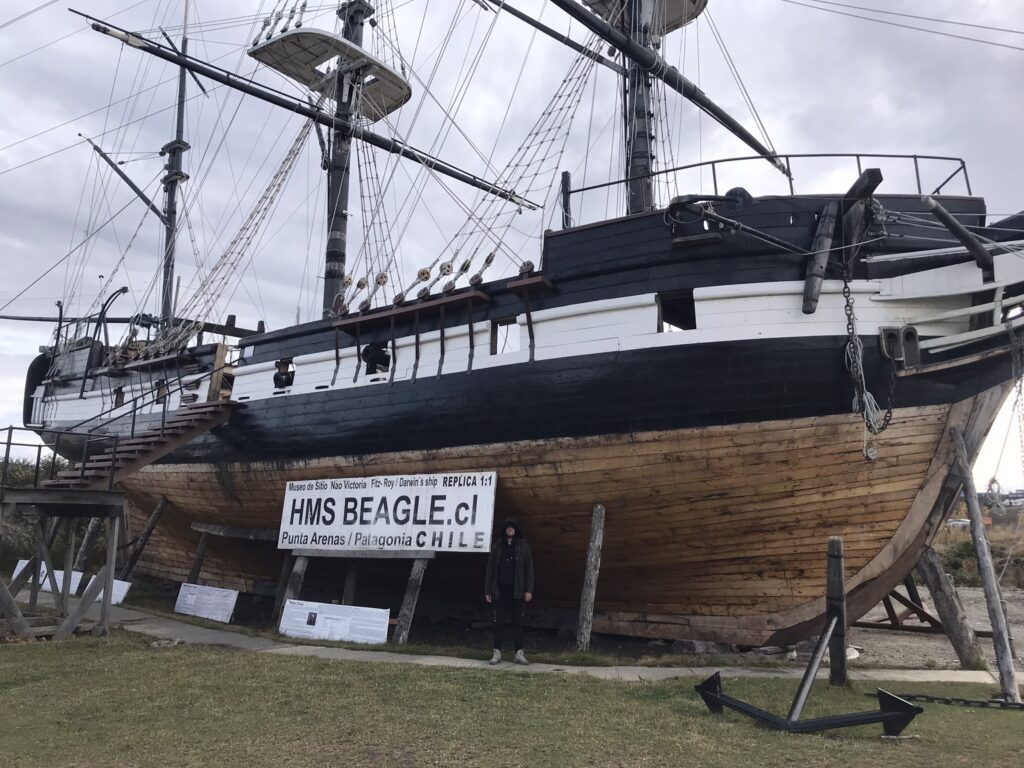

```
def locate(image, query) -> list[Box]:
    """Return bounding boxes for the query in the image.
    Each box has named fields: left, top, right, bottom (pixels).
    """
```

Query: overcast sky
left=1, top=0, right=1023, bottom=483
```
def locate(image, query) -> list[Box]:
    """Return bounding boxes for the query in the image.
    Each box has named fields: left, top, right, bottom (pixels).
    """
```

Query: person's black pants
left=492, top=589, right=525, bottom=651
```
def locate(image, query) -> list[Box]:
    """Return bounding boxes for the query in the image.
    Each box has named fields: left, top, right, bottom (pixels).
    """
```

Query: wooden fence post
left=827, top=536, right=848, bottom=685
left=952, top=429, right=1020, bottom=703
left=575, top=503, right=606, bottom=652
left=915, top=545, right=987, bottom=670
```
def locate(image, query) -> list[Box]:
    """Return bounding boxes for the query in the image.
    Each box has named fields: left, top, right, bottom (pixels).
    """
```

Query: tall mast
left=624, top=0, right=655, bottom=215
left=160, top=1, right=191, bottom=324
left=323, top=0, right=374, bottom=317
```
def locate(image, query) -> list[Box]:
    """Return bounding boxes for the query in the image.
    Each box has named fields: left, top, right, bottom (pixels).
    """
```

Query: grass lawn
left=1, top=632, right=1021, bottom=768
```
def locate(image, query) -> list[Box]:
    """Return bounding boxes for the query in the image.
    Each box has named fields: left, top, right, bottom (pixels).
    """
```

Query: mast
left=323, top=0, right=374, bottom=317
left=624, top=0, right=655, bottom=214
left=160, top=2, right=191, bottom=325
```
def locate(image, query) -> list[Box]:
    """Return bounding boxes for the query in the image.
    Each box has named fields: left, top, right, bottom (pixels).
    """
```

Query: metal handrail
left=568, top=152, right=971, bottom=199
left=64, top=359, right=232, bottom=437
left=0, top=425, right=116, bottom=503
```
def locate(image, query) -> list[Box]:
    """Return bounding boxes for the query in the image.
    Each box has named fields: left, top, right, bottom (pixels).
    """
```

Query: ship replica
left=16, top=0, right=1024, bottom=645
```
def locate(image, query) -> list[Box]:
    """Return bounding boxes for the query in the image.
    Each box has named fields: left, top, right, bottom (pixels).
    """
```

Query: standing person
left=485, top=518, right=534, bottom=665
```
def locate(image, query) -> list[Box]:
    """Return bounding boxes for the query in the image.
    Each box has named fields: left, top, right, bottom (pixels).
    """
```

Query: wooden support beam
left=342, top=560, right=360, bottom=606
left=35, top=518, right=66, bottom=617
left=0, top=578, right=32, bottom=640
left=73, top=516, right=103, bottom=577
left=190, top=522, right=277, bottom=541
left=915, top=545, right=987, bottom=670
left=28, top=542, right=41, bottom=611
left=273, top=553, right=294, bottom=620
left=54, top=565, right=109, bottom=641
left=393, top=558, right=429, bottom=645
left=827, top=536, right=848, bottom=686
left=98, top=515, right=119, bottom=634
left=575, top=503, right=606, bottom=652
left=61, top=518, right=75, bottom=613
left=283, top=556, right=309, bottom=604
left=187, top=531, right=210, bottom=585
left=119, top=497, right=167, bottom=580
left=952, top=429, right=1020, bottom=702
left=7, top=555, right=37, bottom=599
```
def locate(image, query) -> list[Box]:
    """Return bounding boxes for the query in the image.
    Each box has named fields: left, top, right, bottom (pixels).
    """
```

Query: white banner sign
left=174, top=583, right=238, bottom=624
left=278, top=472, right=496, bottom=553
left=278, top=599, right=390, bottom=645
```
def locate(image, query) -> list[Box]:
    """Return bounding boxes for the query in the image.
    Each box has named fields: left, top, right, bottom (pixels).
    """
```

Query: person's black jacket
left=485, top=520, right=534, bottom=600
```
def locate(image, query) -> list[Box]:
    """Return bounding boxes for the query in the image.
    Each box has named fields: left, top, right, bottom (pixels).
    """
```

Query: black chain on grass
left=868, top=693, right=1024, bottom=710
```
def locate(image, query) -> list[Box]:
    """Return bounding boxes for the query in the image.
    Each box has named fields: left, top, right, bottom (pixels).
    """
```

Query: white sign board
left=13, top=560, right=84, bottom=594
left=174, top=583, right=238, bottom=624
left=85, top=576, right=132, bottom=605
left=278, top=599, right=390, bottom=645
left=278, top=472, right=496, bottom=554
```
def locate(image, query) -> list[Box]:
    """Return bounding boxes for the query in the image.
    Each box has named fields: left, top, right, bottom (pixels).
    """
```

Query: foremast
left=160, top=4, right=191, bottom=325
left=623, top=0, right=656, bottom=214
left=324, top=1, right=374, bottom=317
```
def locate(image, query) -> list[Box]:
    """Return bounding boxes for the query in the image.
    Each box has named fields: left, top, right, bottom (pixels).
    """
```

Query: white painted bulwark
left=279, top=471, right=496, bottom=553
left=174, top=583, right=238, bottom=623
left=278, top=599, right=390, bottom=644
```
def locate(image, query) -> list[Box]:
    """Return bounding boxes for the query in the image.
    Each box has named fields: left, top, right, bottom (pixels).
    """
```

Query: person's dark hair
left=500, top=518, right=522, bottom=539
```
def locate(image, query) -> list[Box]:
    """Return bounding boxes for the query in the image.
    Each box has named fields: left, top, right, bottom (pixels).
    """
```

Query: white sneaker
left=514, top=649, right=529, bottom=665
left=489, top=649, right=502, bottom=665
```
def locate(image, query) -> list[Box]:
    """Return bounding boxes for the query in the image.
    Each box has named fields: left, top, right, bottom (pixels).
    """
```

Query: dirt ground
left=848, top=586, right=1024, bottom=671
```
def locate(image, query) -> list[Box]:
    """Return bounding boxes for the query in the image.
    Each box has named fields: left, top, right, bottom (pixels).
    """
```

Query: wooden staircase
left=42, top=401, right=236, bottom=491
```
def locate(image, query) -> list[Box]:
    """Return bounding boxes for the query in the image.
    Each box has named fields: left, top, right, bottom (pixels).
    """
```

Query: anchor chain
left=842, top=260, right=895, bottom=459
left=877, top=693, right=1024, bottom=711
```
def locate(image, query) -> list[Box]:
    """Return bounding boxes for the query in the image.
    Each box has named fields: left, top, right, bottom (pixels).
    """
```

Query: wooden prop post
left=187, top=531, right=210, bottom=584
left=575, top=503, right=606, bottom=652
left=73, top=516, right=103, bottom=575
left=915, top=545, right=987, bottom=669
left=952, top=429, right=1021, bottom=703
left=283, top=555, right=309, bottom=604
left=826, top=536, right=848, bottom=686
left=119, top=496, right=167, bottom=580
left=393, top=558, right=430, bottom=645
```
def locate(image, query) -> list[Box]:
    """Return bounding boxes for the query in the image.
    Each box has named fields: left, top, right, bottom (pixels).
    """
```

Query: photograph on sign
left=279, top=599, right=390, bottom=644
left=174, top=583, right=238, bottom=624
left=278, top=471, right=496, bottom=554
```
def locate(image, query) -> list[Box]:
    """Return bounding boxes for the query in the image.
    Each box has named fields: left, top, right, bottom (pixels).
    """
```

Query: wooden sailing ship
left=12, top=0, right=1024, bottom=645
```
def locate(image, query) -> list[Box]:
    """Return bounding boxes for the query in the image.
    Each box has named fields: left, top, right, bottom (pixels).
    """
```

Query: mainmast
left=623, top=0, right=656, bottom=214
left=160, top=2, right=191, bottom=324
left=323, top=0, right=374, bottom=317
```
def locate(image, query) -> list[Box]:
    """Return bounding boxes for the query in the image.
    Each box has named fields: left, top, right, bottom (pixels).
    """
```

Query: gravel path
left=849, top=586, right=1024, bottom=671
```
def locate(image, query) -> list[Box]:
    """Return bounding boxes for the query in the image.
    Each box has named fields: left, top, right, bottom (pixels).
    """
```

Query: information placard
left=12, top=560, right=84, bottom=594
left=278, top=471, right=496, bottom=554
left=174, top=583, right=238, bottom=623
left=278, top=599, right=390, bottom=645
left=85, top=576, right=132, bottom=605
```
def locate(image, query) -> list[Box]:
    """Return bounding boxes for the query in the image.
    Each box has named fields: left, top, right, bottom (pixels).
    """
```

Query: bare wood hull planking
left=115, top=381, right=1007, bottom=646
